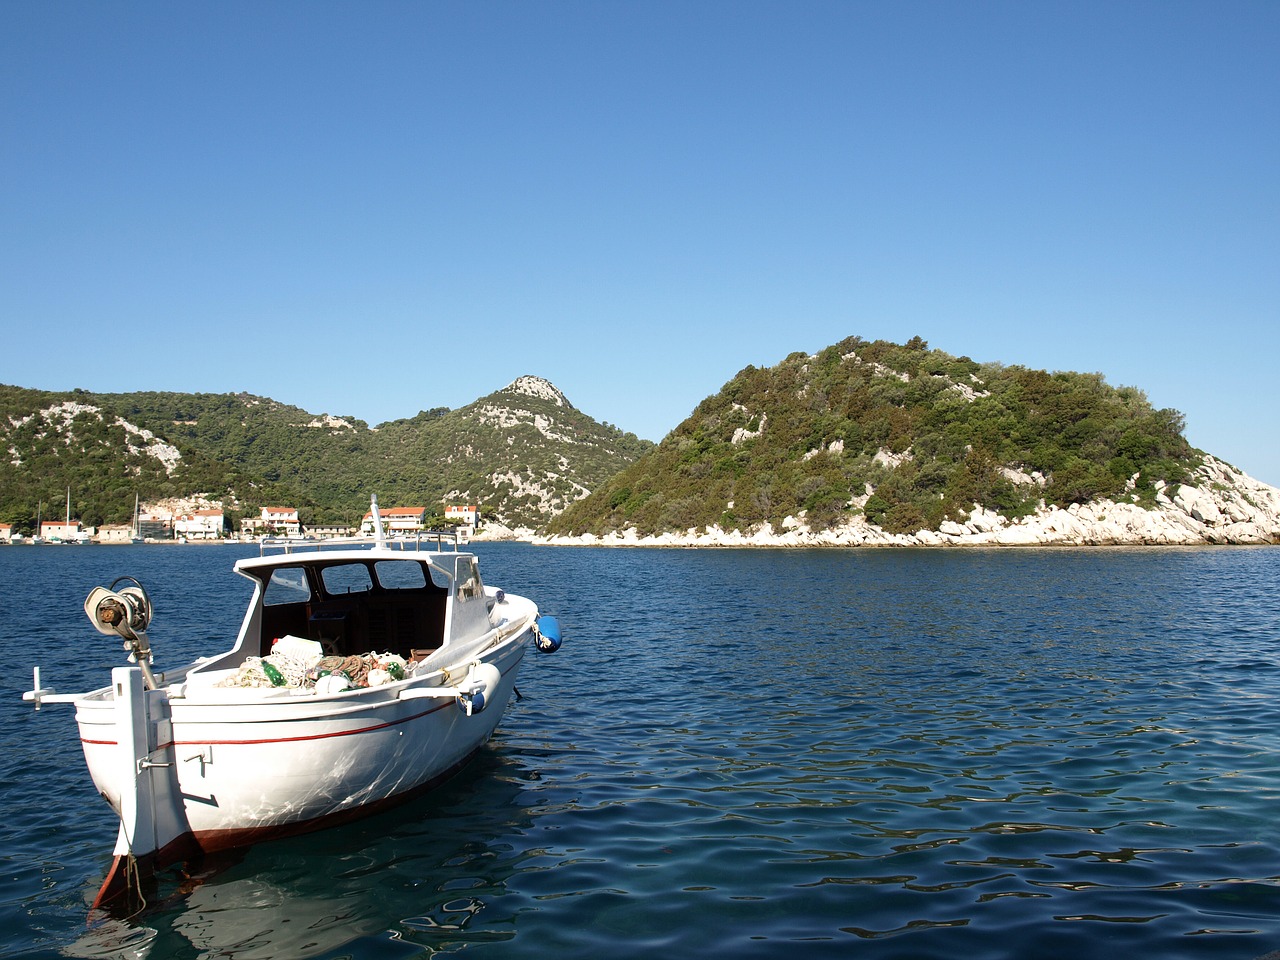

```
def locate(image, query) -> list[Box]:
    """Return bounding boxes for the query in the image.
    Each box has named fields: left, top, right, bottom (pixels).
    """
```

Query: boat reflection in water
left=66, top=749, right=533, bottom=959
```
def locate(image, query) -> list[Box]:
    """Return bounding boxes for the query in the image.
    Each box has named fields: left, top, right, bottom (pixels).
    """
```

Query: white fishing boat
left=23, top=496, right=562, bottom=911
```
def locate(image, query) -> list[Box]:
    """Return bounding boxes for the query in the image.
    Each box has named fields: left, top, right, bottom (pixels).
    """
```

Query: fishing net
left=215, top=651, right=408, bottom=691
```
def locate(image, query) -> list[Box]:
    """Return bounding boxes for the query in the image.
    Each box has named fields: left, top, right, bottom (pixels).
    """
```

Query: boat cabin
left=235, top=551, right=492, bottom=664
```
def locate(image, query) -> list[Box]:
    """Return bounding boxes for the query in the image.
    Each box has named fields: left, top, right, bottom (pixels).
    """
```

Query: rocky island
left=542, top=337, right=1280, bottom=549
left=536, top=454, right=1280, bottom=547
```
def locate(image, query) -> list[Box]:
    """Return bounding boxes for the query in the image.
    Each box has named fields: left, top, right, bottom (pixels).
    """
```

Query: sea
left=2, top=542, right=1280, bottom=960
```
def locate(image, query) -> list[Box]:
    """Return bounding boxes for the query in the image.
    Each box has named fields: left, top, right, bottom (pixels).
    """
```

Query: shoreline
left=529, top=455, right=1280, bottom=550
left=15, top=456, right=1274, bottom=552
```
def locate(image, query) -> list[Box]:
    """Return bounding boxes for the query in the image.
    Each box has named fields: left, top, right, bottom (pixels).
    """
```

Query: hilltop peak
left=503, top=376, right=570, bottom=408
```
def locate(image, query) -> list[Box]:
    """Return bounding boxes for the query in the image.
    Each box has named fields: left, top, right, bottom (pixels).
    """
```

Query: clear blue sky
left=3, top=2, right=1277, bottom=484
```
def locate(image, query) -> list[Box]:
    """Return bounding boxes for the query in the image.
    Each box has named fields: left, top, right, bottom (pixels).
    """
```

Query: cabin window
left=374, top=560, right=428, bottom=590
left=426, top=563, right=452, bottom=591
left=320, top=563, right=373, bottom=596
left=263, top=567, right=311, bottom=606
left=455, top=556, right=483, bottom=600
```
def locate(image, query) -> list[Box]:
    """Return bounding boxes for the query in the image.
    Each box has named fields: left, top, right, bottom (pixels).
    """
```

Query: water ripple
left=5, top=545, right=1280, bottom=957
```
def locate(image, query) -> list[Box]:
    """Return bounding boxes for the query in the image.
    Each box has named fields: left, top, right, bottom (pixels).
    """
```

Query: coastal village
left=0, top=502, right=481, bottom=545
left=4, top=453, right=1280, bottom=548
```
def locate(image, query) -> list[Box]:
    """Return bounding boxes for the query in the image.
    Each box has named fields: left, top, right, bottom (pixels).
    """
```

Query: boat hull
left=74, top=632, right=529, bottom=905
left=26, top=523, right=562, bottom=913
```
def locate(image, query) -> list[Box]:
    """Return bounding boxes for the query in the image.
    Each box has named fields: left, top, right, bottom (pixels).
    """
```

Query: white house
left=242, top=506, right=301, bottom=538
left=96, top=524, right=134, bottom=544
left=175, top=508, right=226, bottom=540
left=41, top=519, right=87, bottom=543
left=361, top=506, right=427, bottom=536
left=445, top=505, right=480, bottom=526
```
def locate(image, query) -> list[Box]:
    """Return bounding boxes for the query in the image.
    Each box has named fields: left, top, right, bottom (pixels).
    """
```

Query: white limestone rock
left=533, top=454, right=1280, bottom=549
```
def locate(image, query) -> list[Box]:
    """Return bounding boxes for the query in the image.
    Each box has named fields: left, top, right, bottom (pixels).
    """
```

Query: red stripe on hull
left=80, top=698, right=456, bottom=750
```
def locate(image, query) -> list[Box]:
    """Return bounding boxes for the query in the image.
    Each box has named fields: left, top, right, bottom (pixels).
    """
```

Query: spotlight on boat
left=85, top=577, right=157, bottom=688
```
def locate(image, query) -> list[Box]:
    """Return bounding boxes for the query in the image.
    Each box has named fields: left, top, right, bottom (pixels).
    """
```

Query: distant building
left=137, top=511, right=174, bottom=540
left=0, top=523, right=12, bottom=543
left=262, top=506, right=300, bottom=535
left=96, top=524, right=134, bottom=544
left=242, top=506, right=301, bottom=538
left=445, top=505, right=480, bottom=526
left=41, top=519, right=85, bottom=542
left=361, top=506, right=427, bottom=536
left=307, top=523, right=355, bottom=539
left=175, top=508, right=227, bottom=540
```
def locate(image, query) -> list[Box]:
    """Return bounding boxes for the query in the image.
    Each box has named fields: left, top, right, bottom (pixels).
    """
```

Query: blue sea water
left=3, top=543, right=1280, bottom=959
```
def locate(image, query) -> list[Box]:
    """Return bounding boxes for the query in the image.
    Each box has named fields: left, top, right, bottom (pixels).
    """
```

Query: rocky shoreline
left=527, top=456, right=1280, bottom=548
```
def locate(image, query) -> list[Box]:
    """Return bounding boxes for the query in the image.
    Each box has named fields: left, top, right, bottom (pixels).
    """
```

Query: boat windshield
left=264, top=567, right=311, bottom=606
left=259, top=558, right=453, bottom=608
left=321, top=564, right=373, bottom=595
left=374, top=560, right=430, bottom=589
left=250, top=557, right=457, bottom=661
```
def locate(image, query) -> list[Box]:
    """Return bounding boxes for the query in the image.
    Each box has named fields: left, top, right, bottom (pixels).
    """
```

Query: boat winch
left=455, top=661, right=502, bottom=716
left=84, top=576, right=158, bottom=689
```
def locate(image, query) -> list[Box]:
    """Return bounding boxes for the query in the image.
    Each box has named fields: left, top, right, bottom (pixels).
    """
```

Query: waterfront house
left=445, top=505, right=480, bottom=525
left=242, top=506, right=301, bottom=538
left=360, top=506, right=427, bottom=536
left=96, top=524, right=134, bottom=544
left=41, top=518, right=84, bottom=542
left=306, top=523, right=355, bottom=539
left=175, top=508, right=227, bottom=540
left=137, top=510, right=174, bottom=541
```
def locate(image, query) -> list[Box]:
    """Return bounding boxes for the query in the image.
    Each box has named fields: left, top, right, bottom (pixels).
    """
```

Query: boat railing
left=258, top=529, right=468, bottom=556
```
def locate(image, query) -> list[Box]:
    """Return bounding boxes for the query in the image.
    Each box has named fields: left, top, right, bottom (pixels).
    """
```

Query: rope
left=215, top=650, right=408, bottom=690
left=122, top=851, right=147, bottom=918
left=315, top=655, right=370, bottom=687
left=102, top=802, right=148, bottom=917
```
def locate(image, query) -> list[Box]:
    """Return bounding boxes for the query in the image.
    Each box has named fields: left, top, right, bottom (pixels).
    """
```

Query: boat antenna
left=370, top=494, right=387, bottom=545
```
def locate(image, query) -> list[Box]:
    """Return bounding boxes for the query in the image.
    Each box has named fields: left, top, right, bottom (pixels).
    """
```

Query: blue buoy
left=535, top=616, right=562, bottom=653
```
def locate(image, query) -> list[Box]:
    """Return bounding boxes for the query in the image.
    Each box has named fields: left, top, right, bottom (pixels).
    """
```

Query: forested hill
left=366, top=376, right=652, bottom=527
left=546, top=336, right=1201, bottom=538
left=0, top=377, right=652, bottom=531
